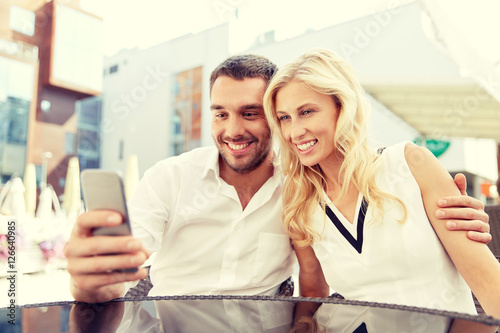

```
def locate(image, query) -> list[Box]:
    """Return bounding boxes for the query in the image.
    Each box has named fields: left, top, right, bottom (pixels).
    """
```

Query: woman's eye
left=279, top=115, right=290, bottom=121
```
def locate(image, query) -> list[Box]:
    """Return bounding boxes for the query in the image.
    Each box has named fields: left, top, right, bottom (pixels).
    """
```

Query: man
left=64, top=54, right=490, bottom=303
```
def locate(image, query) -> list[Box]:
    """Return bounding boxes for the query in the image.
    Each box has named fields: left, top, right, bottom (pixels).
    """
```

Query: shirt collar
left=201, top=145, right=220, bottom=180
left=200, top=147, right=283, bottom=184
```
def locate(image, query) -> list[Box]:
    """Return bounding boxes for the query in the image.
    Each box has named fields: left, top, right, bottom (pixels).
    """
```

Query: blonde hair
left=263, top=48, right=406, bottom=247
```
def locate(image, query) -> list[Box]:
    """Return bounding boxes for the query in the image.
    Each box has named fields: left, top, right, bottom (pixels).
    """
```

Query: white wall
left=463, top=139, right=498, bottom=180
left=367, top=95, right=420, bottom=148
left=101, top=24, right=229, bottom=176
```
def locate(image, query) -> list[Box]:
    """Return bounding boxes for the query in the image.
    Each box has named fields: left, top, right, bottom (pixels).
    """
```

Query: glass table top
left=1, top=295, right=499, bottom=333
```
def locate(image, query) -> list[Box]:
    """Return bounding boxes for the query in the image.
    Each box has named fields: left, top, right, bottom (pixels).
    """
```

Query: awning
left=364, top=83, right=500, bottom=141
left=365, top=0, right=500, bottom=142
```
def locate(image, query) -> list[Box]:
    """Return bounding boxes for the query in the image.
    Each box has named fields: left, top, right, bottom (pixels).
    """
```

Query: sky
left=80, top=0, right=415, bottom=56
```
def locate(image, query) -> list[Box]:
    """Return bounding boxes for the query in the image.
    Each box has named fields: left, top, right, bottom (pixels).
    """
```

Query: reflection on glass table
left=1, top=295, right=499, bottom=333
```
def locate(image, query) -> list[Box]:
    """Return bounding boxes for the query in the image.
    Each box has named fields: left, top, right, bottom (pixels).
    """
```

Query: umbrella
left=23, top=163, right=37, bottom=217
left=124, top=154, right=139, bottom=201
left=0, top=176, right=26, bottom=217
left=0, top=178, right=12, bottom=214
left=36, top=186, right=53, bottom=219
left=36, top=184, right=62, bottom=219
left=62, top=156, right=81, bottom=218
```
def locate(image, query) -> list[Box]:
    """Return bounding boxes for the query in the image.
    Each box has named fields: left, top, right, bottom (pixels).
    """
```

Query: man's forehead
left=210, top=76, right=267, bottom=104
left=212, top=76, right=267, bottom=90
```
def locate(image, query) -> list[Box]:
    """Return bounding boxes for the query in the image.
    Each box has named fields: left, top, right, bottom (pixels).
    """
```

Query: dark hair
left=209, top=54, right=278, bottom=94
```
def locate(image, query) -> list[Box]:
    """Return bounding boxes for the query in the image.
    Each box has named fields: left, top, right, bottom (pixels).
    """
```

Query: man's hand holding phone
left=64, top=210, right=149, bottom=303
left=64, top=170, right=150, bottom=303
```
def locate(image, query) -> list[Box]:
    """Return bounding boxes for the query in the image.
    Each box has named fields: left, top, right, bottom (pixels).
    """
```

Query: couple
left=65, top=50, right=495, bottom=315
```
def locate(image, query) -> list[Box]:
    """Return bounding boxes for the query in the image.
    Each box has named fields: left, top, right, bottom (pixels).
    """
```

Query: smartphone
left=80, top=169, right=137, bottom=272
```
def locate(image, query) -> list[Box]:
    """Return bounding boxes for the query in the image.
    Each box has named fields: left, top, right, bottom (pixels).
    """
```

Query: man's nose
left=225, top=116, right=245, bottom=138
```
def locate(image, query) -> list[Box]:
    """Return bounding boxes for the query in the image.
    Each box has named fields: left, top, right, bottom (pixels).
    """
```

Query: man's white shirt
left=127, top=146, right=296, bottom=296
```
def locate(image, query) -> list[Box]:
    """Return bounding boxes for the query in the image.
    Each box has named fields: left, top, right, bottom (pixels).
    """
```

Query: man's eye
left=244, top=112, right=257, bottom=117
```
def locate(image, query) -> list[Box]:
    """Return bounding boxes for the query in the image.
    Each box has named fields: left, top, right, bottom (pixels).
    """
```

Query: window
left=9, top=6, right=35, bottom=37
left=171, top=66, right=203, bottom=155
left=119, top=140, right=124, bottom=160
left=78, top=98, right=101, bottom=127
left=77, top=129, right=99, bottom=152
left=65, top=132, right=75, bottom=154
left=51, top=4, right=103, bottom=93
left=109, top=64, right=119, bottom=74
left=0, top=57, right=34, bottom=181
left=6, top=97, right=29, bottom=144
left=76, top=96, right=101, bottom=170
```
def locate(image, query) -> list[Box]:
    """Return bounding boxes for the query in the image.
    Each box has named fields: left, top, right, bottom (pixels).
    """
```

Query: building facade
left=0, top=0, right=103, bottom=196
left=1, top=1, right=498, bottom=202
left=99, top=2, right=498, bottom=201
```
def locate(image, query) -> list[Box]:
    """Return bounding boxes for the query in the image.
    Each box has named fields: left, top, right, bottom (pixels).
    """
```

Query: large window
left=0, top=56, right=35, bottom=181
left=50, top=3, right=103, bottom=95
left=5, top=97, right=30, bottom=145
left=76, top=96, right=102, bottom=170
left=171, top=66, right=203, bottom=155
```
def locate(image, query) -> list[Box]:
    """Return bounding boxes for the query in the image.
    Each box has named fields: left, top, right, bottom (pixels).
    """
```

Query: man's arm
left=64, top=210, right=150, bottom=303
left=438, top=173, right=491, bottom=244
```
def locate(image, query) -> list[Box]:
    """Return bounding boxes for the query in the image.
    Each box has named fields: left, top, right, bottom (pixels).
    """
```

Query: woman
left=263, top=48, right=500, bottom=325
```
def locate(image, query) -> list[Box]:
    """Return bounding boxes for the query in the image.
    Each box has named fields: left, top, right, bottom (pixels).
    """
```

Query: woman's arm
left=292, top=245, right=330, bottom=329
left=405, top=144, right=500, bottom=318
left=294, top=245, right=330, bottom=298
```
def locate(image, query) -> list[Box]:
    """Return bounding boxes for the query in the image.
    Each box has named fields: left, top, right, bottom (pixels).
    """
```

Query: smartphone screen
left=81, top=170, right=132, bottom=236
left=80, top=169, right=137, bottom=272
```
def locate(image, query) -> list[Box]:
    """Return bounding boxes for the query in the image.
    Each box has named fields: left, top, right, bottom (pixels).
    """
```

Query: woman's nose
left=290, top=120, right=306, bottom=140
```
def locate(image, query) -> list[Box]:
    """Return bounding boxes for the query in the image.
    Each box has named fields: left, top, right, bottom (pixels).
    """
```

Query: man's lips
left=227, top=142, right=250, bottom=150
left=225, top=141, right=253, bottom=155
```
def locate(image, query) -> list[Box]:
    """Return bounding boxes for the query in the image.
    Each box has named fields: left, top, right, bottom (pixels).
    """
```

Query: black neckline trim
left=353, top=322, right=368, bottom=333
left=323, top=197, right=368, bottom=254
